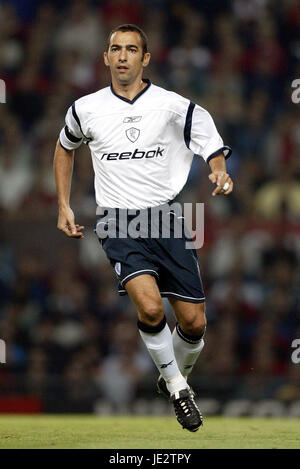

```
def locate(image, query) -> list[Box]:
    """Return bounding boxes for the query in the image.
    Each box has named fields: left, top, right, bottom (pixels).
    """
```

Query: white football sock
left=172, top=323, right=205, bottom=379
left=138, top=318, right=188, bottom=394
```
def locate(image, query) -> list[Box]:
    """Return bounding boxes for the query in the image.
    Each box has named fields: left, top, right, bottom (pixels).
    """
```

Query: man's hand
left=57, top=206, right=85, bottom=238
left=209, top=171, right=233, bottom=197
left=53, top=141, right=84, bottom=238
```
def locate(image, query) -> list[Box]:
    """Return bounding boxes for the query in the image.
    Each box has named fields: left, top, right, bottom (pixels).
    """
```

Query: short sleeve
left=184, top=102, right=232, bottom=163
left=59, top=104, right=84, bottom=150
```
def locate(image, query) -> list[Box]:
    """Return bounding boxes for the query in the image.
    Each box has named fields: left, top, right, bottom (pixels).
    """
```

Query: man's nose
left=119, top=48, right=127, bottom=61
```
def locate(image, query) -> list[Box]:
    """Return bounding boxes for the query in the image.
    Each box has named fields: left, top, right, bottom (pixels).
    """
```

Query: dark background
left=0, top=0, right=299, bottom=415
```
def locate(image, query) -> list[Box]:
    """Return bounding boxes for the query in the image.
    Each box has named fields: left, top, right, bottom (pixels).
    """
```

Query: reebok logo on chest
left=100, top=147, right=164, bottom=160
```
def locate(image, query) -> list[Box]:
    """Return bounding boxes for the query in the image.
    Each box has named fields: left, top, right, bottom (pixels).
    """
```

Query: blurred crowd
left=0, top=0, right=299, bottom=412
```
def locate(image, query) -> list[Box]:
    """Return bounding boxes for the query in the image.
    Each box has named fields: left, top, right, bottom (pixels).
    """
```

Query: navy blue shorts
left=94, top=201, right=205, bottom=303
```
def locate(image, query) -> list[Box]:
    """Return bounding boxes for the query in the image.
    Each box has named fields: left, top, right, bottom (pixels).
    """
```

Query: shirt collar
left=110, top=78, right=151, bottom=104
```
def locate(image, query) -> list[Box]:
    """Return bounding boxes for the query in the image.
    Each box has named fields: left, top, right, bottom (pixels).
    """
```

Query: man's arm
left=53, top=139, right=84, bottom=238
left=208, top=153, right=233, bottom=197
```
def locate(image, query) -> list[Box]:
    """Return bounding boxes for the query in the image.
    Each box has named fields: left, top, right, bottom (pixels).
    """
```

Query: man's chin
left=118, top=77, right=130, bottom=84
left=116, top=75, right=132, bottom=85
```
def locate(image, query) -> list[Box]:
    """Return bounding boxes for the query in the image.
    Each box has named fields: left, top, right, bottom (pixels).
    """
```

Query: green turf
left=0, top=415, right=298, bottom=449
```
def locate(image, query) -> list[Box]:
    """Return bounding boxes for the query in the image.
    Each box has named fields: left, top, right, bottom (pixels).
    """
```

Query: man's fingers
left=208, top=173, right=217, bottom=184
left=216, top=173, right=229, bottom=188
left=212, top=177, right=227, bottom=196
left=213, top=178, right=233, bottom=196
left=68, top=221, right=77, bottom=235
left=212, top=174, right=232, bottom=196
left=66, top=226, right=84, bottom=238
left=57, top=221, right=85, bottom=238
left=224, top=180, right=233, bottom=195
left=61, top=226, right=80, bottom=237
left=212, top=186, right=223, bottom=196
left=209, top=171, right=228, bottom=195
left=67, top=222, right=85, bottom=238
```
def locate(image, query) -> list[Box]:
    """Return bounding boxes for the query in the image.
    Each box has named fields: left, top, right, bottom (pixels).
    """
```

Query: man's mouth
left=117, top=66, right=129, bottom=71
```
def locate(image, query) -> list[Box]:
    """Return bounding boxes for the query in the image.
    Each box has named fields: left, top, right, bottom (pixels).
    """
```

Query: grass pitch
left=0, top=415, right=298, bottom=449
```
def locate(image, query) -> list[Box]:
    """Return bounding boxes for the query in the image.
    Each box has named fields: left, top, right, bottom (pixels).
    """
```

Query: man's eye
left=129, top=49, right=137, bottom=53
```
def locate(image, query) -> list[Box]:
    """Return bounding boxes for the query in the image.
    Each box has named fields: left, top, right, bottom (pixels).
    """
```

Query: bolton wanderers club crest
left=126, top=127, right=140, bottom=143
left=114, top=262, right=121, bottom=276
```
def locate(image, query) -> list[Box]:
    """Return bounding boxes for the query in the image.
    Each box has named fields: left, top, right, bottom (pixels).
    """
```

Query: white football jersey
left=59, top=79, right=231, bottom=210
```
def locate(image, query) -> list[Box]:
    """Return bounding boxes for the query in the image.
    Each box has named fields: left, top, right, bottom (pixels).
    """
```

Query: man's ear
left=103, top=52, right=110, bottom=67
left=142, top=52, right=151, bottom=68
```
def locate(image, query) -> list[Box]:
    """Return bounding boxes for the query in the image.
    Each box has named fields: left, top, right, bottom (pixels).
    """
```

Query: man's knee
left=138, top=303, right=164, bottom=326
left=179, top=302, right=207, bottom=336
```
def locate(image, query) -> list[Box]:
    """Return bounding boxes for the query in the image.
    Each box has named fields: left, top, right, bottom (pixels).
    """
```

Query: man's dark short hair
left=106, top=24, right=148, bottom=57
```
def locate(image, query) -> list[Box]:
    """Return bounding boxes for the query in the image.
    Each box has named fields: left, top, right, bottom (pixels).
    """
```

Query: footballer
left=53, top=24, right=233, bottom=432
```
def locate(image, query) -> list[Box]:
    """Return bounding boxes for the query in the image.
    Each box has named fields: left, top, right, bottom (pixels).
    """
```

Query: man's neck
left=111, top=77, right=147, bottom=101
